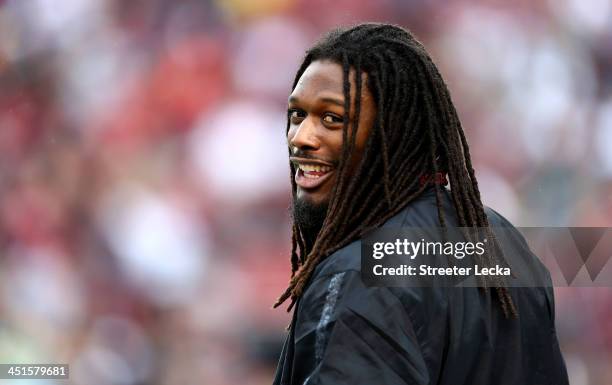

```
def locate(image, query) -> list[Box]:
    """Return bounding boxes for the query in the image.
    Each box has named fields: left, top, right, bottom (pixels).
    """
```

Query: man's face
left=287, top=59, right=376, bottom=208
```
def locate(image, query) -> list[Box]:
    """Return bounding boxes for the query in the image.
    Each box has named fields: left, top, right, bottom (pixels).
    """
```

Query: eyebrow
left=288, top=95, right=345, bottom=107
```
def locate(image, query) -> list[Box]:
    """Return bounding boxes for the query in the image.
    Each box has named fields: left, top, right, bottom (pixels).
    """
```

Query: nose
left=288, top=116, right=320, bottom=152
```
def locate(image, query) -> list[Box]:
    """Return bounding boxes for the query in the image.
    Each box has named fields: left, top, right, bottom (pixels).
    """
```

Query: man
left=273, top=23, right=568, bottom=385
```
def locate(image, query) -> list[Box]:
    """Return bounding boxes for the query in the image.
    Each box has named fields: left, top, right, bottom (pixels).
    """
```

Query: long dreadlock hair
left=274, top=23, right=517, bottom=318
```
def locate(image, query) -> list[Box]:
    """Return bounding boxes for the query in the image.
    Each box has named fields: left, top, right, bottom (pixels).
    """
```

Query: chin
left=297, top=190, right=330, bottom=208
left=292, top=193, right=329, bottom=241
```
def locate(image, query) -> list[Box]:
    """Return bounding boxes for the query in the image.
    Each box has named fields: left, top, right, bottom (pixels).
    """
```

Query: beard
left=291, top=197, right=329, bottom=252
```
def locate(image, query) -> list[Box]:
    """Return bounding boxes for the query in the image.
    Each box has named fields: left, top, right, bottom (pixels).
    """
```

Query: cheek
left=327, top=134, right=345, bottom=159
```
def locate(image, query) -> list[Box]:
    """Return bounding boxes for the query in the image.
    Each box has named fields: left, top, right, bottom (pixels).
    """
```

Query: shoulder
left=310, top=187, right=548, bottom=280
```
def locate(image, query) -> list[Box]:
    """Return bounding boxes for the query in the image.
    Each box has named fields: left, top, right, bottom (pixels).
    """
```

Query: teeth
left=299, top=164, right=332, bottom=173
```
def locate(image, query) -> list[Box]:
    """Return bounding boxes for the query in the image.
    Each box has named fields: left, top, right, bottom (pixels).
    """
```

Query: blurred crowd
left=0, top=0, right=610, bottom=384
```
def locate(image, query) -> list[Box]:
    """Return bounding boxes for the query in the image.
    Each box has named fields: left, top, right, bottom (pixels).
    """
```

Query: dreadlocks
left=274, top=23, right=517, bottom=318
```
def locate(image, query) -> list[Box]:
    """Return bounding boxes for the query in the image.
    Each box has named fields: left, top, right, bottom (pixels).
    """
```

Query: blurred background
left=0, top=0, right=611, bottom=384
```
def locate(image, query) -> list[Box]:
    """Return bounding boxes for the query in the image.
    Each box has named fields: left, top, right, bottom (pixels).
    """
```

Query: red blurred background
left=0, top=0, right=611, bottom=384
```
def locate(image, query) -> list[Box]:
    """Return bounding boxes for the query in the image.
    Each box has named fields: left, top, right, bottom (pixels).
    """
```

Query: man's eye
left=288, top=109, right=306, bottom=122
left=322, top=114, right=343, bottom=124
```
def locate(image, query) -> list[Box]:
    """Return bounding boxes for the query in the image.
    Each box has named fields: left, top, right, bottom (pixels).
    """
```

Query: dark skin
left=287, top=60, right=376, bottom=206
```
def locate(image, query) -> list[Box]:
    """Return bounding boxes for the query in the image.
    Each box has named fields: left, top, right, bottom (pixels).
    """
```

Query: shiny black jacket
left=273, top=188, right=569, bottom=385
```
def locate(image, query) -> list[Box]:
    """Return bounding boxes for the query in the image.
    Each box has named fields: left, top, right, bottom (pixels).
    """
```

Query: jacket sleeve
left=311, top=272, right=430, bottom=385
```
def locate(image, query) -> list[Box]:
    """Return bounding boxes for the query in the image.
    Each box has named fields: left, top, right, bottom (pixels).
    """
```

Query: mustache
left=289, top=148, right=339, bottom=167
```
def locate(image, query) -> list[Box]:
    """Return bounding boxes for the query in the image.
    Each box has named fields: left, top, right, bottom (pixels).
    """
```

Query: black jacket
left=273, top=188, right=569, bottom=385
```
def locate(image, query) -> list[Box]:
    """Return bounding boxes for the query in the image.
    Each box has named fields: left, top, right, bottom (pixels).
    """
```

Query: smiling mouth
left=299, top=163, right=333, bottom=178
left=291, top=158, right=335, bottom=190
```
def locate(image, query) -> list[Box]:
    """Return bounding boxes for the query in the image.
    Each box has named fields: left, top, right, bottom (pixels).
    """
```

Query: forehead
left=289, top=60, right=345, bottom=100
left=289, top=60, right=374, bottom=107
